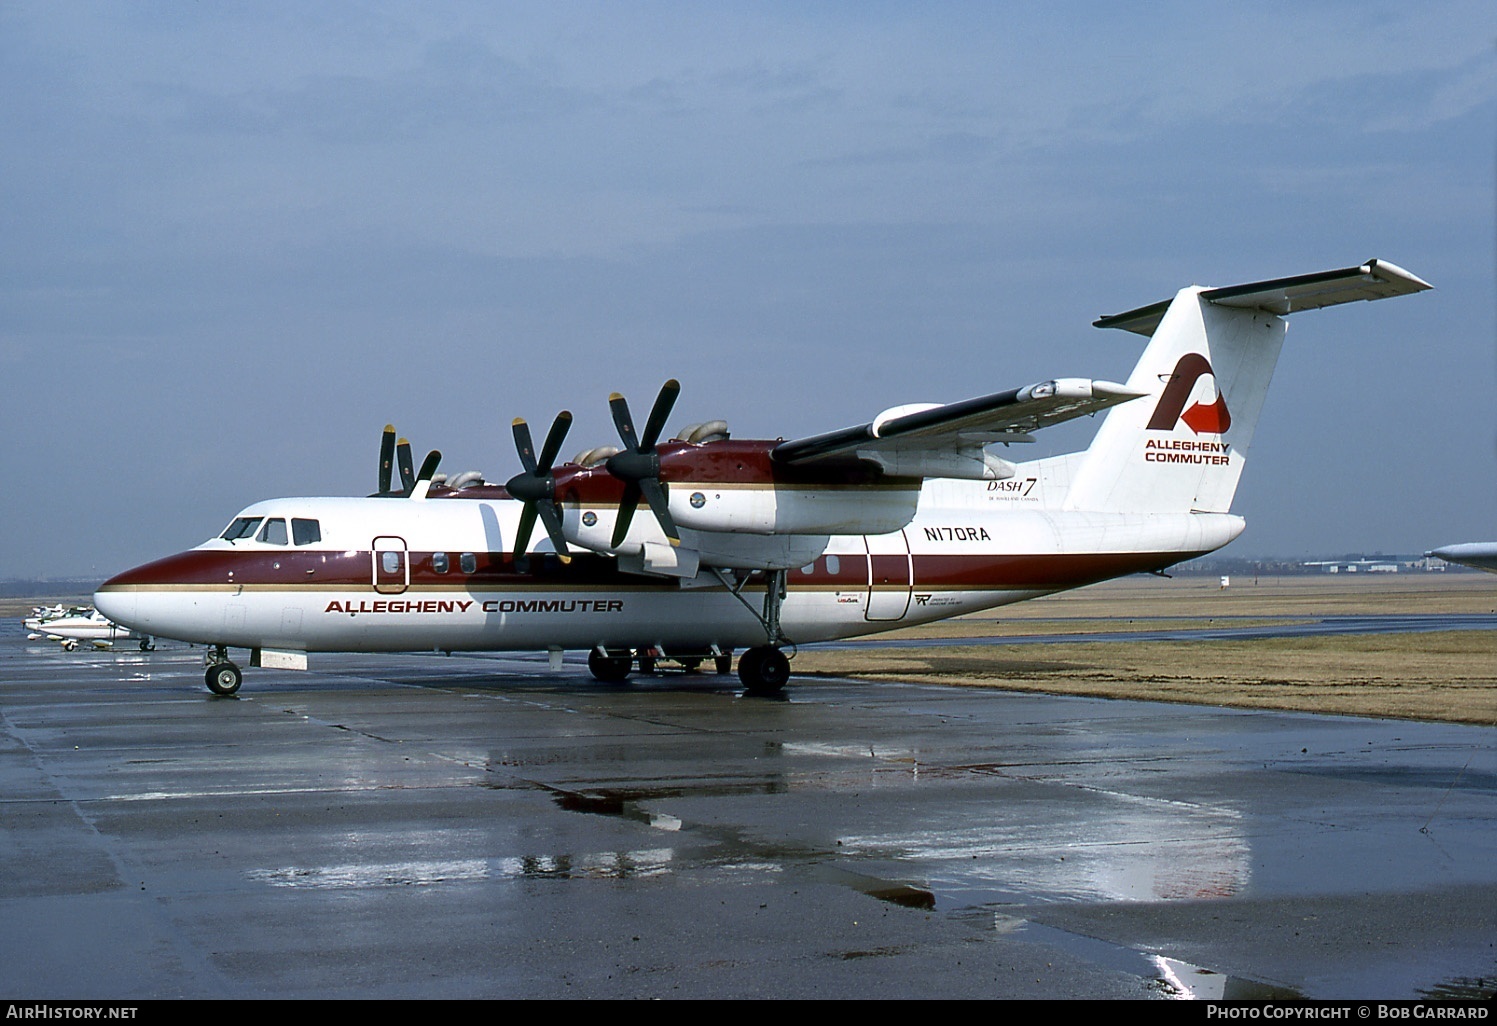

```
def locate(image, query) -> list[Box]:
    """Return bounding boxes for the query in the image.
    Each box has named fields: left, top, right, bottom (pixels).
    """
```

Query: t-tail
left=1063, top=259, right=1431, bottom=514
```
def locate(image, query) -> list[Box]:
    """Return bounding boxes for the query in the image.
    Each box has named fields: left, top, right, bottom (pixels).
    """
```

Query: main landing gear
left=708, top=566, right=794, bottom=697
left=585, top=646, right=738, bottom=684
left=204, top=646, right=242, bottom=696
left=582, top=569, right=794, bottom=696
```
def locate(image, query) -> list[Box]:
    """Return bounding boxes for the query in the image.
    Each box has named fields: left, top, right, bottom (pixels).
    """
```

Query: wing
left=770, top=378, right=1145, bottom=480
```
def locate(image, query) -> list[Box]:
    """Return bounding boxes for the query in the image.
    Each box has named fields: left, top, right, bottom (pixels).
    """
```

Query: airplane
left=23, top=605, right=153, bottom=651
left=1427, top=543, right=1497, bottom=572
left=94, top=258, right=1431, bottom=697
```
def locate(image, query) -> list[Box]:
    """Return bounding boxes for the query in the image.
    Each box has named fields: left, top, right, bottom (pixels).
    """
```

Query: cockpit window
left=221, top=517, right=263, bottom=541
left=257, top=518, right=288, bottom=545
left=292, top=518, right=321, bottom=545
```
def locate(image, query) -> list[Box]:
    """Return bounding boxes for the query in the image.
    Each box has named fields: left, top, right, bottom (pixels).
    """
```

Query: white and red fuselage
left=95, top=440, right=1241, bottom=656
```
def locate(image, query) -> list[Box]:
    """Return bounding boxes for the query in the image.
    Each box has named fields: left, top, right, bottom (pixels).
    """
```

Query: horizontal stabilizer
left=1095, top=259, right=1433, bottom=337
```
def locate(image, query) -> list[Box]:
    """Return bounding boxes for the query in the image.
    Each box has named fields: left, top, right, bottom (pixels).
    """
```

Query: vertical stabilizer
left=1064, top=260, right=1430, bottom=515
left=1065, top=289, right=1283, bottom=513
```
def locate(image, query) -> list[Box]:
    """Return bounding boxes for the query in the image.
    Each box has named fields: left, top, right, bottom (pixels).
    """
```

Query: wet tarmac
left=2, top=626, right=1494, bottom=1000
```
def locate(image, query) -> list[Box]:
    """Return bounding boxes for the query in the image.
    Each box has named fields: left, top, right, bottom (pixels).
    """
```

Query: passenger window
left=381, top=550, right=401, bottom=574
left=826, top=555, right=841, bottom=576
left=460, top=553, right=477, bottom=574
left=292, top=518, right=321, bottom=545
left=221, top=517, right=262, bottom=541
left=432, top=552, right=449, bottom=574
left=257, top=519, right=288, bottom=545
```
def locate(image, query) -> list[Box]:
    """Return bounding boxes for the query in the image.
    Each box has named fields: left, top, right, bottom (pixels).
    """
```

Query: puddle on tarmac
left=532, top=781, right=1492, bottom=999
left=978, top=914, right=1302, bottom=1000
left=248, top=848, right=676, bottom=888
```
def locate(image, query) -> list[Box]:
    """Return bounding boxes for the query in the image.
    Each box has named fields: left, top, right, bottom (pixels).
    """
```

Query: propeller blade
left=407, top=450, right=442, bottom=500
left=611, top=480, right=642, bottom=549
left=638, top=477, right=679, bottom=544
left=608, top=393, right=639, bottom=454
left=512, top=418, right=538, bottom=475
left=513, top=503, right=537, bottom=562
left=639, top=379, right=680, bottom=452
left=397, top=438, right=415, bottom=495
left=537, top=411, right=573, bottom=472
left=536, top=501, right=572, bottom=562
left=378, top=425, right=396, bottom=495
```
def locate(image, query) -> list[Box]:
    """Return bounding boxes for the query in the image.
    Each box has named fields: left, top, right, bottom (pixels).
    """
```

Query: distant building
left=1303, top=559, right=1400, bottom=574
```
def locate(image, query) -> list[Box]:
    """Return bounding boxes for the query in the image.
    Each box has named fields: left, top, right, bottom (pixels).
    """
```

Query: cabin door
left=864, top=530, right=912, bottom=621
left=372, top=536, right=410, bottom=595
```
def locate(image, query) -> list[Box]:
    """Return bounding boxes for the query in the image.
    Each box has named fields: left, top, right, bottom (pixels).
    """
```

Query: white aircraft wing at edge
left=770, top=378, right=1146, bottom=480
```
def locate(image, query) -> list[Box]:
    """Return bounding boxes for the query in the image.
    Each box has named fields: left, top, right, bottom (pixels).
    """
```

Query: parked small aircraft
left=95, top=259, right=1430, bottom=695
left=24, top=605, right=152, bottom=651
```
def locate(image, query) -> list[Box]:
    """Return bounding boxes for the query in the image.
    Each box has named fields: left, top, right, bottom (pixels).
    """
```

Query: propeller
left=377, top=424, right=397, bottom=495
left=504, top=411, right=573, bottom=561
left=603, top=379, right=681, bottom=548
left=373, top=424, right=441, bottom=497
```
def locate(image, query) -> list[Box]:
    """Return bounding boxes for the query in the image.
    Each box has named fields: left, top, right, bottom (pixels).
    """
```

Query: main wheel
left=738, top=645, right=789, bottom=695
left=206, top=662, right=242, bottom=696
left=587, top=649, right=632, bottom=683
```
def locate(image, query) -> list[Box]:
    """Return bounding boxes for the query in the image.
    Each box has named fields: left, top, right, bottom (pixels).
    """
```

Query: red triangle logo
left=1181, top=395, right=1231, bottom=435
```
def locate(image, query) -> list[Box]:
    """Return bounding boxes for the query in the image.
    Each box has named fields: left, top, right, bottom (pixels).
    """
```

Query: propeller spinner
left=603, top=379, right=681, bottom=548
left=504, top=412, right=573, bottom=561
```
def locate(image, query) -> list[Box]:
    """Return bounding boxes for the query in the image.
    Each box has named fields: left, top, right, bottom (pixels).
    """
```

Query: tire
left=587, top=649, right=632, bottom=683
left=738, top=646, right=789, bottom=695
left=206, top=662, right=242, bottom=696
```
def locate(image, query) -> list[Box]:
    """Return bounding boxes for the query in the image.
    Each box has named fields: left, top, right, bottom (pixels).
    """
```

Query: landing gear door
left=864, top=530, right=912, bottom=621
left=373, top=536, right=409, bottom=595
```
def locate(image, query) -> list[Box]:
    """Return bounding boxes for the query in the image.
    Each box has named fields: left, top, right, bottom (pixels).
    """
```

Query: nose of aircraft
left=92, top=577, right=137, bottom=631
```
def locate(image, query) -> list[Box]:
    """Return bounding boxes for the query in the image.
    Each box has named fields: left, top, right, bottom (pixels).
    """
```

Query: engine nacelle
left=668, top=484, right=920, bottom=536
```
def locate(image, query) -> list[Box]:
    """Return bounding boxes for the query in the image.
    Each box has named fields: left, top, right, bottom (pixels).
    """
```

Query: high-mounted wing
left=1094, top=258, right=1432, bottom=337
left=770, top=378, right=1144, bottom=480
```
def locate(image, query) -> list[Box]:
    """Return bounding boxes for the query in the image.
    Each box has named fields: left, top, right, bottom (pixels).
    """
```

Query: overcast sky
left=2, top=2, right=1493, bottom=580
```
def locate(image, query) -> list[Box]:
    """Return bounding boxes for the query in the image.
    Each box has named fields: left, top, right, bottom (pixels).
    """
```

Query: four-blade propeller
left=373, top=424, right=441, bottom=498
left=504, top=412, right=574, bottom=562
left=603, top=379, right=681, bottom=548
left=373, top=379, right=686, bottom=554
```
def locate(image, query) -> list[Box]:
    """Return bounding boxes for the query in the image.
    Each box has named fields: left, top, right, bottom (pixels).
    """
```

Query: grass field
left=794, top=574, right=1497, bottom=725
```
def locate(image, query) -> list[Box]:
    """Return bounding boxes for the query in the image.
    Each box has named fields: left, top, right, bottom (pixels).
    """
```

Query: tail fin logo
left=1146, top=353, right=1231, bottom=435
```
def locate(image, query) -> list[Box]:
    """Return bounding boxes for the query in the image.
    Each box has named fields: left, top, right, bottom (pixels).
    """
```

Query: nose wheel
left=204, top=647, right=242, bottom=695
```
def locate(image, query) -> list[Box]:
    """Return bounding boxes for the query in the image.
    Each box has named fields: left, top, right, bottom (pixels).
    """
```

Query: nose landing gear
left=204, top=646, right=242, bottom=696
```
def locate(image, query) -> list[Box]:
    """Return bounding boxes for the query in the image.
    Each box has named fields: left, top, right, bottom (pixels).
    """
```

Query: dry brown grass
left=795, top=574, right=1497, bottom=725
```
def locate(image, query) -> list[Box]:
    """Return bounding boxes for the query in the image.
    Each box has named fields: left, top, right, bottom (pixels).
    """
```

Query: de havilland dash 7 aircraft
left=95, top=259, right=1430, bottom=696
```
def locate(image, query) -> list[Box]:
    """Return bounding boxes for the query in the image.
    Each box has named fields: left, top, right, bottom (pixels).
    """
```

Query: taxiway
left=1, top=626, right=1493, bottom=999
